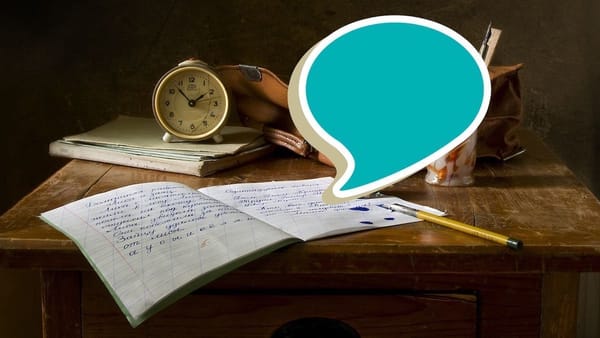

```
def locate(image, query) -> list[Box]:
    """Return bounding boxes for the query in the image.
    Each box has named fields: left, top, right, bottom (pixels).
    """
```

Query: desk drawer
left=82, top=274, right=477, bottom=338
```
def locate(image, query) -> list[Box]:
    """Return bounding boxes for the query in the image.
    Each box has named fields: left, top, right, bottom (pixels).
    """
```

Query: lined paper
left=200, top=177, right=420, bottom=240
left=40, top=177, right=429, bottom=327
left=41, top=182, right=292, bottom=326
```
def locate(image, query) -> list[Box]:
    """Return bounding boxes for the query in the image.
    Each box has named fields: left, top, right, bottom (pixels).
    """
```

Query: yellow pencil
left=382, top=203, right=523, bottom=250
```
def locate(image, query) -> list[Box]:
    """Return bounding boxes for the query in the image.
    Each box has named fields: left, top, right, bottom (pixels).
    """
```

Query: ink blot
left=384, top=217, right=395, bottom=221
left=360, top=221, right=374, bottom=224
left=350, top=206, right=370, bottom=211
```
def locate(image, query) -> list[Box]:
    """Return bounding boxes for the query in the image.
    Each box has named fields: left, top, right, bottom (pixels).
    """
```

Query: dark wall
left=2, top=0, right=599, bottom=213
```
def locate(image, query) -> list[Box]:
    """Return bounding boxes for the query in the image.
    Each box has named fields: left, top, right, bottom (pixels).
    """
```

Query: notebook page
left=199, top=177, right=421, bottom=241
left=40, top=182, right=293, bottom=327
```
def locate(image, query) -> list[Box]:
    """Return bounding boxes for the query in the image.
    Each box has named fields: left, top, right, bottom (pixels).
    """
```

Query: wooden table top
left=1, top=130, right=600, bottom=274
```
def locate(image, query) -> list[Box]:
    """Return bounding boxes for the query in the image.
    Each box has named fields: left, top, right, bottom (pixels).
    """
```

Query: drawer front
left=82, top=275, right=477, bottom=338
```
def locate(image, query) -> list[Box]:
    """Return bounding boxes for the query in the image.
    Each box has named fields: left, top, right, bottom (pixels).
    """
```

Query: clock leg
left=162, top=132, right=175, bottom=143
left=212, top=134, right=224, bottom=144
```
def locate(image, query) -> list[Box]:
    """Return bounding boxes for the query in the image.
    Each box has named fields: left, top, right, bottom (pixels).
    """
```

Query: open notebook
left=40, top=177, right=444, bottom=327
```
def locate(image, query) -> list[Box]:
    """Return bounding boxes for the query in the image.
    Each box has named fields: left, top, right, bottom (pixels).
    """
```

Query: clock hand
left=195, top=96, right=220, bottom=104
left=177, top=89, right=196, bottom=107
left=193, top=92, right=208, bottom=102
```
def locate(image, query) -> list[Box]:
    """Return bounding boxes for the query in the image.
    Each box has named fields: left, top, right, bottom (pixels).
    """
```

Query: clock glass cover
left=153, top=65, right=229, bottom=140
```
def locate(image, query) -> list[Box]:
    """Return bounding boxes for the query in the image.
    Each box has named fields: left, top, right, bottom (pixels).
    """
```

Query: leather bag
left=477, top=64, right=524, bottom=159
left=217, top=63, right=524, bottom=166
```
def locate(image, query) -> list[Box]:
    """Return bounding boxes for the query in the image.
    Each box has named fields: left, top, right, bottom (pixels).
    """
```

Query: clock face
left=153, top=65, right=229, bottom=140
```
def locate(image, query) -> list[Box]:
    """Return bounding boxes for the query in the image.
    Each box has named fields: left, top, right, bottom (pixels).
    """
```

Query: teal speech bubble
left=288, top=16, right=491, bottom=204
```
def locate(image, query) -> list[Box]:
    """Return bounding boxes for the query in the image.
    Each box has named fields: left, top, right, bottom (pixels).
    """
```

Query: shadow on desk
left=474, top=174, right=581, bottom=189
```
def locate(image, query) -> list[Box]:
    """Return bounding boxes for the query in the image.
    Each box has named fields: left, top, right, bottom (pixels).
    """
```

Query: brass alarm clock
left=152, top=59, right=230, bottom=143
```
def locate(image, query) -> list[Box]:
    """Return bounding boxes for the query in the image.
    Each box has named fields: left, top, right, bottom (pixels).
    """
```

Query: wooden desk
left=1, top=131, right=600, bottom=338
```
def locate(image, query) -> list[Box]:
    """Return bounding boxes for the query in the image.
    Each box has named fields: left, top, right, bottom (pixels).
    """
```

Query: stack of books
left=49, top=115, right=275, bottom=176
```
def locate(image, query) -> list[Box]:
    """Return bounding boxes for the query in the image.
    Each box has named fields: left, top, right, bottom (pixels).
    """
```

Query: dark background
left=0, top=1, right=598, bottom=336
left=1, top=0, right=599, bottom=214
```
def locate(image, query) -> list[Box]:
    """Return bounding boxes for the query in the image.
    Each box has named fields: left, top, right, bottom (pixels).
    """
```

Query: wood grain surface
left=1, top=130, right=599, bottom=271
left=3, top=129, right=597, bottom=337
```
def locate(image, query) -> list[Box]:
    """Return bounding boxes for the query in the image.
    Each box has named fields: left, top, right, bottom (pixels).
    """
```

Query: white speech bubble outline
left=288, top=15, right=491, bottom=203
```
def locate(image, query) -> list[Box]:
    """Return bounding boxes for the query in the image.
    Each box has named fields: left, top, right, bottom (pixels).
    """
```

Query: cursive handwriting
left=77, top=182, right=246, bottom=257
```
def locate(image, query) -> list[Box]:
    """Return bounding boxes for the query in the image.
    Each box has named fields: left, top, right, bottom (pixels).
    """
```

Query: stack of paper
left=49, top=115, right=274, bottom=176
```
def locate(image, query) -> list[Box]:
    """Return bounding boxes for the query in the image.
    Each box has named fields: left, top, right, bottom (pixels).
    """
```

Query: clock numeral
left=168, top=88, right=175, bottom=95
left=202, top=120, right=208, bottom=127
left=188, top=76, right=195, bottom=83
left=213, top=101, right=218, bottom=107
left=168, top=112, right=174, bottom=118
left=190, top=123, right=196, bottom=130
left=209, top=112, right=216, bottom=118
left=165, top=100, right=170, bottom=106
left=178, top=80, right=184, bottom=86
left=178, top=120, right=183, bottom=126
left=209, top=89, right=214, bottom=95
